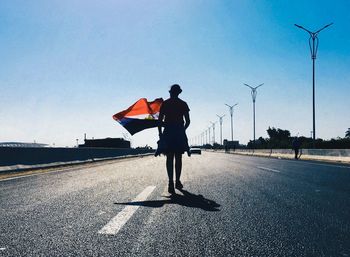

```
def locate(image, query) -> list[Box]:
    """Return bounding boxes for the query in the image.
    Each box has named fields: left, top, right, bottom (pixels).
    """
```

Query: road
left=1, top=152, right=350, bottom=257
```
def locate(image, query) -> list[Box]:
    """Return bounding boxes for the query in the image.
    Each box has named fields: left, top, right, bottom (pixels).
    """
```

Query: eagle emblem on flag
left=113, top=98, right=163, bottom=135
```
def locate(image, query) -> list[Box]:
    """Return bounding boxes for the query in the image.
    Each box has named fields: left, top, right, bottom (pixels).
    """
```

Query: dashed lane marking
left=98, top=186, right=156, bottom=235
left=257, top=166, right=281, bottom=173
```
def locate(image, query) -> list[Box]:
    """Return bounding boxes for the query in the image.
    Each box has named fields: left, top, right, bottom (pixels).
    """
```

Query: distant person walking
left=292, top=136, right=301, bottom=160
left=157, top=84, right=190, bottom=194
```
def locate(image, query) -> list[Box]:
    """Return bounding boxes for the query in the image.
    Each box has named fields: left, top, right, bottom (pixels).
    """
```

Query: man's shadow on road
left=114, top=189, right=220, bottom=212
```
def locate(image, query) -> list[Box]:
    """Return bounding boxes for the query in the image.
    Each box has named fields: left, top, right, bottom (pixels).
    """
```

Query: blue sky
left=1, top=0, right=349, bottom=147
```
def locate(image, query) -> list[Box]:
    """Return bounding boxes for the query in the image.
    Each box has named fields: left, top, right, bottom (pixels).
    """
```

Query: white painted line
left=0, top=173, right=53, bottom=182
left=0, top=162, right=104, bottom=182
left=0, top=168, right=83, bottom=182
left=257, top=166, right=281, bottom=173
left=98, top=186, right=156, bottom=235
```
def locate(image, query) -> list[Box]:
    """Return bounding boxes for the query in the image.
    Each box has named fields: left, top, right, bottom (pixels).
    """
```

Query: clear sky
left=1, top=0, right=349, bottom=147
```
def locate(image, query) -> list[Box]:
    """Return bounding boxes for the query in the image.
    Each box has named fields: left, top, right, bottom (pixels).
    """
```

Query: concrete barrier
left=229, top=148, right=350, bottom=163
left=0, top=147, right=155, bottom=172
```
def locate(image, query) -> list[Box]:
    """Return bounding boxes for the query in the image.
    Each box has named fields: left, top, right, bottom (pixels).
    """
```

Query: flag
left=113, top=98, right=163, bottom=135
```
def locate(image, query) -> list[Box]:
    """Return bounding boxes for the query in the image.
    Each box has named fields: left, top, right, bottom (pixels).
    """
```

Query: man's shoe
left=175, top=180, right=183, bottom=189
left=168, top=183, right=175, bottom=194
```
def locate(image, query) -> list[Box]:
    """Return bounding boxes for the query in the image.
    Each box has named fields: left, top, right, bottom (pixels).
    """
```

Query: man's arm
left=184, top=112, right=190, bottom=130
left=158, top=112, right=164, bottom=136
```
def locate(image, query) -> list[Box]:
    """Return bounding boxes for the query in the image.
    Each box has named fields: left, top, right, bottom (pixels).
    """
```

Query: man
left=158, top=84, right=190, bottom=194
left=292, top=136, right=301, bottom=160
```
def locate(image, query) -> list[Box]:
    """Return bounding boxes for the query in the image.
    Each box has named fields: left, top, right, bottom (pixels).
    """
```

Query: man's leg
left=175, top=153, right=183, bottom=189
left=166, top=153, right=175, bottom=193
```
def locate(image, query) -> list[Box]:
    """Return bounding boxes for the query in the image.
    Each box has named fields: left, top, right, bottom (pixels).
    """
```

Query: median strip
left=98, top=186, right=156, bottom=235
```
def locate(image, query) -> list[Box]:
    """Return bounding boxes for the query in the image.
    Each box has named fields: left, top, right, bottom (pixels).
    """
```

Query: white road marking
left=98, top=186, right=156, bottom=235
left=0, top=169, right=76, bottom=182
left=97, top=211, right=106, bottom=216
left=0, top=173, right=49, bottom=182
left=257, top=166, right=281, bottom=173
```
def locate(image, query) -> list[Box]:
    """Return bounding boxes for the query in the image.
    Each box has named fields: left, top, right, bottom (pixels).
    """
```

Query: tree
left=267, top=127, right=291, bottom=141
left=265, top=127, right=291, bottom=149
left=346, top=128, right=350, bottom=138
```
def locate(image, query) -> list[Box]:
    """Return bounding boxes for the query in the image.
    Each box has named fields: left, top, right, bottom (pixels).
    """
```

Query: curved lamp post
left=295, top=23, right=333, bottom=147
left=244, top=83, right=263, bottom=146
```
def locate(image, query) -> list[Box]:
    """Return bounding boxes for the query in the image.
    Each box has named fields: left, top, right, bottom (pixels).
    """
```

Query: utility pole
left=295, top=22, right=333, bottom=148
left=244, top=83, right=263, bottom=147
left=217, top=114, right=225, bottom=145
left=225, top=103, right=238, bottom=141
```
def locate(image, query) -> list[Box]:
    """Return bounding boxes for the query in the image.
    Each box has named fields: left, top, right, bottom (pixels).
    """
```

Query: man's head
left=169, top=84, right=182, bottom=97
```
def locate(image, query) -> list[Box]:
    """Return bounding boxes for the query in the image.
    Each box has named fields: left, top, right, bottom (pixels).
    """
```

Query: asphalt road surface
left=1, top=152, right=350, bottom=257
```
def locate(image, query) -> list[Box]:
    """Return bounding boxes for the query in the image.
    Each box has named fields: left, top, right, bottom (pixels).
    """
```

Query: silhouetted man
left=292, top=136, right=301, bottom=159
left=158, top=84, right=190, bottom=194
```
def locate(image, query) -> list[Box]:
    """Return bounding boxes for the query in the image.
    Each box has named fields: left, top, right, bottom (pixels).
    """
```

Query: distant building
left=79, top=137, right=130, bottom=148
left=223, top=140, right=240, bottom=149
left=0, top=142, right=48, bottom=148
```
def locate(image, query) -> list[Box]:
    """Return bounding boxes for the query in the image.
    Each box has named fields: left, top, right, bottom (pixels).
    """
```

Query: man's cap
left=169, top=84, right=182, bottom=94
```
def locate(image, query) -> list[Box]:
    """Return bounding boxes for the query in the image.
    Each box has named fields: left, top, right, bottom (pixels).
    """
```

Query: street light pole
left=210, top=122, right=217, bottom=145
left=208, top=127, right=211, bottom=146
left=225, top=103, right=238, bottom=141
left=295, top=23, right=333, bottom=147
left=217, top=114, right=225, bottom=145
left=244, top=83, right=264, bottom=147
